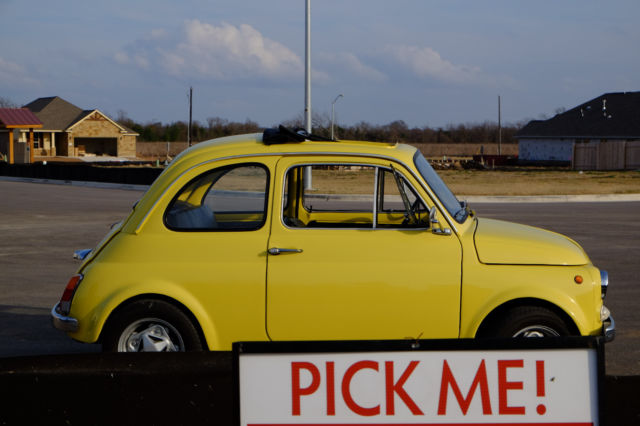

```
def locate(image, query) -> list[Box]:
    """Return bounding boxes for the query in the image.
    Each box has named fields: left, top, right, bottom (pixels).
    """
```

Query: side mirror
left=429, top=206, right=452, bottom=236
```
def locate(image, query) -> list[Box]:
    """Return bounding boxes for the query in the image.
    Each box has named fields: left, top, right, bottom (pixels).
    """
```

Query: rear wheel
left=103, top=299, right=203, bottom=352
left=481, top=306, right=571, bottom=338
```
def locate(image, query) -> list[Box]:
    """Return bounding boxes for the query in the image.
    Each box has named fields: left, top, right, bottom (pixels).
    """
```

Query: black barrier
left=0, top=351, right=638, bottom=426
left=0, top=163, right=163, bottom=185
left=0, top=352, right=233, bottom=426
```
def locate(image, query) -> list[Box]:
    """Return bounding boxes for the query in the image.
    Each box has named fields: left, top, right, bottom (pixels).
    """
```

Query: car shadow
left=0, top=304, right=100, bottom=357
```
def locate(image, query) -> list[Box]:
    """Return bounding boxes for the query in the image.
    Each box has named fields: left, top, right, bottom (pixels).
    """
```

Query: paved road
left=0, top=181, right=141, bottom=357
left=0, top=181, right=638, bottom=375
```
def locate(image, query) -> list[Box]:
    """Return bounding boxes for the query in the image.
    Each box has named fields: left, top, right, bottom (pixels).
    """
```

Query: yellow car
left=51, top=126, right=614, bottom=352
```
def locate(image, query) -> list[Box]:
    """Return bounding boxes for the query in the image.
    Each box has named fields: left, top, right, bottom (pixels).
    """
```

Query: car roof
left=170, top=131, right=420, bottom=170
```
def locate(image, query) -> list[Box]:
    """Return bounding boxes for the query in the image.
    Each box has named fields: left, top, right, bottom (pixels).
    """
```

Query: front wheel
left=102, top=299, right=203, bottom=352
left=481, top=306, right=571, bottom=338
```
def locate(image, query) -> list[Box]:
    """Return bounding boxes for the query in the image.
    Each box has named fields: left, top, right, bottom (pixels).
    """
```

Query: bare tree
left=282, top=111, right=330, bottom=131
left=0, top=96, right=18, bottom=108
left=116, top=109, right=130, bottom=122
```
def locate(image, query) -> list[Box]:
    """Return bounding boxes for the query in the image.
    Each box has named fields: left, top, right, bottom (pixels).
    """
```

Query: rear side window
left=165, top=164, right=269, bottom=231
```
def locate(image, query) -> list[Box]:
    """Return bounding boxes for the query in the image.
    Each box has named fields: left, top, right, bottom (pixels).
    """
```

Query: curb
left=0, top=176, right=148, bottom=192
left=2, top=176, right=640, bottom=203
left=462, top=194, right=640, bottom=203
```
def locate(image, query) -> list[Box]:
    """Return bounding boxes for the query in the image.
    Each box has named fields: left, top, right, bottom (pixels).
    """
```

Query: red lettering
left=498, top=359, right=525, bottom=415
left=342, top=360, right=380, bottom=416
left=536, top=360, right=545, bottom=397
left=326, top=361, right=335, bottom=415
left=291, top=362, right=321, bottom=416
left=385, top=361, right=424, bottom=415
left=438, top=359, right=492, bottom=415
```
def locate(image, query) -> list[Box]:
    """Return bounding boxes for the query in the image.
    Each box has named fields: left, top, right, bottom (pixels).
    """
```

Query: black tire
left=102, top=299, right=203, bottom=352
left=481, top=306, right=571, bottom=338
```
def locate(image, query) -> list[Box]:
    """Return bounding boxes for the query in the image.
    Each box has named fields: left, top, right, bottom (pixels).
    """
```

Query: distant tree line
left=116, top=112, right=262, bottom=143
left=1, top=96, right=527, bottom=144
left=307, top=119, right=523, bottom=144
left=117, top=111, right=523, bottom=145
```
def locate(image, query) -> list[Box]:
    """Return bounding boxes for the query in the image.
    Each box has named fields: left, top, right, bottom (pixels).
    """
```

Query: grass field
left=302, top=168, right=640, bottom=196
left=440, top=169, right=640, bottom=196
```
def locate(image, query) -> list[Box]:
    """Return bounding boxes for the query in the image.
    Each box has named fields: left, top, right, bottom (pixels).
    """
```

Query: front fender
left=460, top=265, right=601, bottom=338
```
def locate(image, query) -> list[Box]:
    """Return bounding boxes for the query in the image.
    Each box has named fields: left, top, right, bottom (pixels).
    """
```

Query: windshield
left=413, top=151, right=468, bottom=223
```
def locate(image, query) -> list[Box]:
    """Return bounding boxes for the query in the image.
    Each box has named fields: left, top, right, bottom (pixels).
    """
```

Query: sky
left=1, top=0, right=639, bottom=129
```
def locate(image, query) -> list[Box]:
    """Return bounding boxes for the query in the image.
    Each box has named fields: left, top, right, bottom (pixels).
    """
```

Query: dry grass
left=303, top=169, right=640, bottom=196
left=306, top=168, right=376, bottom=194
left=440, top=169, right=640, bottom=196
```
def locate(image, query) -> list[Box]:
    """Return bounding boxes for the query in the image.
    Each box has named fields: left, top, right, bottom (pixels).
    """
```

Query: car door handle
left=268, top=247, right=303, bottom=255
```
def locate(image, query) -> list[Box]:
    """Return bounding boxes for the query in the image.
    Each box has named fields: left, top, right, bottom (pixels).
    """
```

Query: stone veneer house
left=22, top=96, right=138, bottom=158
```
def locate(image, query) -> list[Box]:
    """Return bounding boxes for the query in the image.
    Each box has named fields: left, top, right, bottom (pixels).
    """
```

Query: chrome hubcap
left=118, top=319, right=184, bottom=352
left=513, top=325, right=560, bottom=338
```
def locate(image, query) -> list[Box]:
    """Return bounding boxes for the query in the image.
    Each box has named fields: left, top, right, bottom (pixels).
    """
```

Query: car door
left=266, top=156, right=462, bottom=341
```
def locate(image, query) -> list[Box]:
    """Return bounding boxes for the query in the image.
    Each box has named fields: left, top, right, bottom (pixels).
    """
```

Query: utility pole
left=331, top=94, right=343, bottom=140
left=188, top=86, right=193, bottom=147
left=498, top=95, right=502, bottom=156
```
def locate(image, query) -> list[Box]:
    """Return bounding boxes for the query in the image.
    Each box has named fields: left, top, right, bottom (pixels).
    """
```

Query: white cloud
left=133, top=55, right=150, bottom=70
left=114, top=51, right=130, bottom=65
left=117, top=20, right=303, bottom=81
left=318, top=52, right=386, bottom=82
left=384, top=45, right=482, bottom=84
left=0, top=57, right=40, bottom=88
left=149, top=28, right=167, bottom=39
left=114, top=51, right=150, bottom=70
left=0, top=57, right=23, bottom=76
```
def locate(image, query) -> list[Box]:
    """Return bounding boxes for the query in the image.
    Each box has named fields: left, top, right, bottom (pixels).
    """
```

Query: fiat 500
left=52, top=127, right=614, bottom=352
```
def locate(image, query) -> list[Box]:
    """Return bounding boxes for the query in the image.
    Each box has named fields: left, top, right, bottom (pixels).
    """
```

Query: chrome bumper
left=51, top=302, right=79, bottom=333
left=603, top=315, right=615, bottom=342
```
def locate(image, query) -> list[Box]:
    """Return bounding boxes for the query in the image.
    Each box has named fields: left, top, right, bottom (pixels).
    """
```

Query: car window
left=282, top=164, right=428, bottom=229
left=303, top=165, right=376, bottom=213
left=165, top=164, right=268, bottom=231
left=380, top=169, right=418, bottom=211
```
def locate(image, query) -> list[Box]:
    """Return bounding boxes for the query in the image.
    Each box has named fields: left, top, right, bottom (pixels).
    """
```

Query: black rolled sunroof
left=263, top=125, right=334, bottom=145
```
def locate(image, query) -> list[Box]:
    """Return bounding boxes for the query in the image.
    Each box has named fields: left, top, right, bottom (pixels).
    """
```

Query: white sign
left=238, top=344, right=599, bottom=426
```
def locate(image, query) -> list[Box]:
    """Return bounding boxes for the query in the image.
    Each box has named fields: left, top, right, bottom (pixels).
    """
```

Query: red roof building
left=0, top=108, right=43, bottom=128
left=0, top=108, right=43, bottom=164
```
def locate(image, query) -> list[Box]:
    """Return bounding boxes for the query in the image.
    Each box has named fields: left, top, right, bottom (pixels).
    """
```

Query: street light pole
left=304, top=0, right=311, bottom=134
left=331, top=94, right=343, bottom=140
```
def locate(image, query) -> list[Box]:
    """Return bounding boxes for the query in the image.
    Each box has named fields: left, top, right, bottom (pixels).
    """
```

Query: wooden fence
left=573, top=140, right=640, bottom=170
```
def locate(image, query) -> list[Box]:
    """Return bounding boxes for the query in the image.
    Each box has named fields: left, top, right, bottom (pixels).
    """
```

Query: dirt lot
left=441, top=169, right=640, bottom=195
